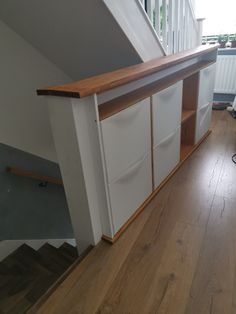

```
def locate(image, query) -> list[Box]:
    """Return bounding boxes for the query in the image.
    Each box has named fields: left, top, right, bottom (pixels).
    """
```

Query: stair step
left=0, top=242, right=81, bottom=313
left=3, top=296, right=31, bottom=314
left=0, top=289, right=30, bottom=314
left=38, top=243, right=73, bottom=271
left=58, top=243, right=78, bottom=262
left=0, top=274, right=32, bottom=301
left=25, top=273, right=57, bottom=304
left=1, top=244, right=51, bottom=277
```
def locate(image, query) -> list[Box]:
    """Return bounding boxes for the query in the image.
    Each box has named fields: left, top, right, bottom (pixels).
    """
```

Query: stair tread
left=3, top=296, right=31, bottom=314
left=58, top=243, right=78, bottom=262
left=0, top=285, right=30, bottom=314
left=0, top=243, right=78, bottom=313
left=38, top=243, right=73, bottom=270
left=60, top=242, right=78, bottom=257
left=1, top=244, right=52, bottom=277
left=0, top=272, right=34, bottom=301
left=25, top=273, right=58, bottom=304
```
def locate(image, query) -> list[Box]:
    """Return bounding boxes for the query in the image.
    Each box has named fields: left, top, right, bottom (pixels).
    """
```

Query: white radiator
left=214, top=55, right=236, bottom=94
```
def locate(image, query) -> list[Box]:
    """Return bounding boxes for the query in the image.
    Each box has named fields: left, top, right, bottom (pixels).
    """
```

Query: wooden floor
left=35, top=111, right=236, bottom=314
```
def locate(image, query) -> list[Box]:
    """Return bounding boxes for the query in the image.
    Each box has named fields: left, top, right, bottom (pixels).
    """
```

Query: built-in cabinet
left=101, top=98, right=151, bottom=183
left=100, top=98, right=152, bottom=232
left=152, top=81, right=182, bottom=188
left=39, top=45, right=219, bottom=248
left=195, top=64, right=216, bottom=143
left=99, top=63, right=216, bottom=237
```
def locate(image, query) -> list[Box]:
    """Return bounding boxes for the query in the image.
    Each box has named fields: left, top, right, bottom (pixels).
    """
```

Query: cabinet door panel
left=101, top=98, right=151, bottom=183
left=108, top=153, right=152, bottom=233
left=153, top=127, right=181, bottom=188
left=152, top=81, right=183, bottom=146
left=198, top=64, right=216, bottom=110
left=195, top=103, right=212, bottom=143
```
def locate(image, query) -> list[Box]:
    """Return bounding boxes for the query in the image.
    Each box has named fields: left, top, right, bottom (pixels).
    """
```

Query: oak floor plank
left=36, top=197, right=156, bottom=314
left=95, top=113, right=227, bottom=313
left=185, top=195, right=236, bottom=314
left=35, top=111, right=236, bottom=314
left=142, top=223, right=204, bottom=314
left=185, top=112, right=236, bottom=314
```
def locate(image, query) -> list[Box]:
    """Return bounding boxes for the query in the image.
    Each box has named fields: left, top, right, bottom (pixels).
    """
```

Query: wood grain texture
left=102, top=130, right=211, bottom=244
left=181, top=110, right=196, bottom=124
left=6, top=167, right=63, bottom=186
left=35, top=111, right=236, bottom=314
left=0, top=243, right=80, bottom=313
left=182, top=72, right=199, bottom=111
left=181, top=113, right=196, bottom=150
left=37, top=45, right=218, bottom=99
left=99, top=60, right=212, bottom=120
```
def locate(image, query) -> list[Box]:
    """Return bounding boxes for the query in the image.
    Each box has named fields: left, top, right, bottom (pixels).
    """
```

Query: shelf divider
left=181, top=110, right=196, bottom=124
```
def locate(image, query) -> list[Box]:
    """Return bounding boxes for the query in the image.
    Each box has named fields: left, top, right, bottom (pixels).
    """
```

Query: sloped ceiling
left=0, top=0, right=142, bottom=80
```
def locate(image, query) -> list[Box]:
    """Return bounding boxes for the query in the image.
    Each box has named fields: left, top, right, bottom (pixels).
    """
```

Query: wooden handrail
left=37, top=45, right=219, bottom=99
left=6, top=167, right=63, bottom=186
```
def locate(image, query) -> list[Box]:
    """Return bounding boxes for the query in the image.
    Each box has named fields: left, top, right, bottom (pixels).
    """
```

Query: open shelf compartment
left=181, top=110, right=195, bottom=124
left=180, top=72, right=199, bottom=160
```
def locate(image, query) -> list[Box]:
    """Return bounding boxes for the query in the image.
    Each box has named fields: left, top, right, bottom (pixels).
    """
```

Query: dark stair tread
left=2, top=244, right=65, bottom=276
left=25, top=273, right=58, bottom=304
left=0, top=243, right=81, bottom=314
left=38, top=243, right=73, bottom=270
left=4, top=297, right=31, bottom=314
left=1, top=244, right=38, bottom=264
left=0, top=287, right=29, bottom=314
left=58, top=243, right=78, bottom=263
left=0, top=273, right=57, bottom=313
left=0, top=263, right=15, bottom=275
left=1, top=245, right=52, bottom=278
left=0, top=274, right=33, bottom=299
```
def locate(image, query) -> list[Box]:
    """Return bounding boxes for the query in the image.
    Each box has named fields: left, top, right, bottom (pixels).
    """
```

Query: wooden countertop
left=37, top=45, right=219, bottom=99
left=99, top=60, right=215, bottom=120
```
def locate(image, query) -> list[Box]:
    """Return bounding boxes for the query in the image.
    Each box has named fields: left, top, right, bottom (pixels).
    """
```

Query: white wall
left=0, top=20, right=72, bottom=161
left=0, top=0, right=141, bottom=80
left=103, top=0, right=166, bottom=61
left=0, top=0, right=163, bottom=162
left=195, top=0, right=236, bottom=34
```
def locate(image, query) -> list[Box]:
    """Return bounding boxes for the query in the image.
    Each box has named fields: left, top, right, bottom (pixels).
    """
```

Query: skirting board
left=102, top=130, right=211, bottom=244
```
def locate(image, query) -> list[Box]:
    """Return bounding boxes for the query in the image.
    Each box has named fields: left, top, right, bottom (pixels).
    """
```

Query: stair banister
left=139, top=0, right=201, bottom=54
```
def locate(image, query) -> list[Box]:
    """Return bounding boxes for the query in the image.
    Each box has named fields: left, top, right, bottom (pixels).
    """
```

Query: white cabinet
left=101, top=98, right=151, bottom=183
left=195, top=64, right=216, bottom=143
left=152, top=81, right=182, bottom=187
left=100, top=98, right=152, bottom=234
left=99, top=64, right=216, bottom=238
left=108, top=153, right=152, bottom=233
left=195, top=103, right=212, bottom=143
left=152, top=81, right=183, bottom=146
left=198, top=64, right=216, bottom=110
left=153, top=127, right=181, bottom=188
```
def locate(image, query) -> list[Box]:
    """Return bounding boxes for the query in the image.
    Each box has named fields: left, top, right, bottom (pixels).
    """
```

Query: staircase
left=139, top=0, right=201, bottom=54
left=0, top=242, right=79, bottom=313
left=0, top=0, right=201, bottom=163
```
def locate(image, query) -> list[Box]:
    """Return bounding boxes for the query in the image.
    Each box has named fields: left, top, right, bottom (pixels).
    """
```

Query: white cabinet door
left=101, top=98, right=151, bottom=183
left=152, top=81, right=183, bottom=146
left=198, top=64, right=216, bottom=110
left=195, top=103, right=212, bottom=144
left=108, top=153, right=152, bottom=233
left=153, top=127, right=181, bottom=188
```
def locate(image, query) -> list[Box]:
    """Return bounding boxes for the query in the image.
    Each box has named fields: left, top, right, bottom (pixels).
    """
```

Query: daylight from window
left=195, top=0, right=236, bottom=35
